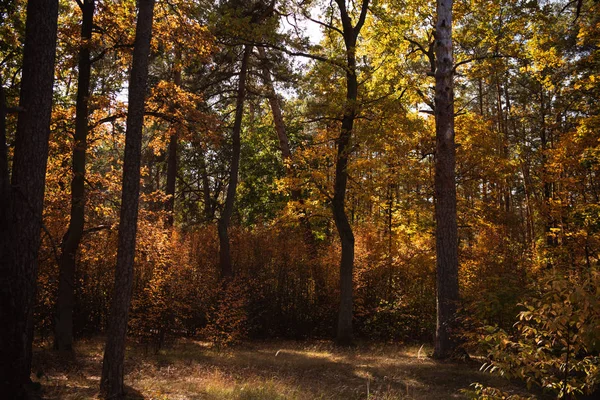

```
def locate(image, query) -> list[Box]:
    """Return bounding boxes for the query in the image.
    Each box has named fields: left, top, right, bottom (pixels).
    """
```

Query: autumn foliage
left=1, top=0, right=599, bottom=398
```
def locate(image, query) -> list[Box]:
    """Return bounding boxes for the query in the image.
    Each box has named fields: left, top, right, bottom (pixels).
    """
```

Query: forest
left=0, top=0, right=599, bottom=399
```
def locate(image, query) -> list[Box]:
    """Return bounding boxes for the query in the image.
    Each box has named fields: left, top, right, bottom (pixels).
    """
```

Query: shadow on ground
left=32, top=338, right=533, bottom=399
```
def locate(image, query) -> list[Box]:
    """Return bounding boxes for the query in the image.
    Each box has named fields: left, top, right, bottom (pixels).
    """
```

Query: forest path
left=32, top=338, right=528, bottom=399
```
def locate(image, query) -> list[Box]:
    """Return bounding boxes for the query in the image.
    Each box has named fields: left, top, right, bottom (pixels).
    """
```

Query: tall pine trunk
left=218, top=44, right=252, bottom=280
left=0, top=0, right=59, bottom=395
left=433, top=0, right=459, bottom=359
left=54, top=0, right=95, bottom=353
left=100, top=0, right=155, bottom=397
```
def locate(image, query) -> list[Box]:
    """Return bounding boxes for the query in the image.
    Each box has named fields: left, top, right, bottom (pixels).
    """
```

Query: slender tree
left=332, top=0, right=369, bottom=345
left=433, top=0, right=459, bottom=359
left=54, top=0, right=96, bottom=353
left=0, top=0, right=59, bottom=395
left=218, top=44, right=252, bottom=279
left=100, top=0, right=156, bottom=397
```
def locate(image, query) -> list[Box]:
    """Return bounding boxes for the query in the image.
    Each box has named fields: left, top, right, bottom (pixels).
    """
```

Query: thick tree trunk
left=218, top=44, right=252, bottom=280
left=0, top=0, right=59, bottom=396
left=100, top=1, right=155, bottom=398
left=54, top=0, right=95, bottom=353
left=433, top=0, right=459, bottom=359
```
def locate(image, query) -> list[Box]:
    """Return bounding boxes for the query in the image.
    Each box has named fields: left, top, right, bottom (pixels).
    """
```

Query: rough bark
left=217, top=44, right=252, bottom=280
left=433, top=0, right=459, bottom=359
left=54, top=0, right=95, bottom=353
left=0, top=0, right=59, bottom=396
left=333, top=0, right=369, bottom=346
left=100, top=0, right=155, bottom=398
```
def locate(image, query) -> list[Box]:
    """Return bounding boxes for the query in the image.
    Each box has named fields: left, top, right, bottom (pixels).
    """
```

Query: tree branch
left=354, top=0, right=370, bottom=35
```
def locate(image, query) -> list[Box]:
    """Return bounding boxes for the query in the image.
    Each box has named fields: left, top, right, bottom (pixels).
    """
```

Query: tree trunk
left=433, top=0, right=459, bottom=359
left=332, top=0, right=369, bottom=345
left=218, top=44, right=252, bottom=280
left=100, top=0, right=155, bottom=398
left=0, top=83, right=8, bottom=225
left=54, top=0, right=95, bottom=353
left=257, top=47, right=292, bottom=162
left=0, top=0, right=59, bottom=396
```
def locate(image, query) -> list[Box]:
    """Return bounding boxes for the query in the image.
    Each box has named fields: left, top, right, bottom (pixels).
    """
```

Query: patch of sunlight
left=204, top=379, right=300, bottom=400
left=269, top=348, right=338, bottom=362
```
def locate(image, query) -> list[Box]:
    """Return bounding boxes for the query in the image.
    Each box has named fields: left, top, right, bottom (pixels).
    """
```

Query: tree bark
left=433, top=0, right=459, bottom=359
left=0, top=0, right=59, bottom=396
left=100, top=1, right=155, bottom=398
left=332, top=0, right=369, bottom=346
left=0, top=83, right=8, bottom=224
left=218, top=44, right=252, bottom=280
left=54, top=0, right=95, bottom=353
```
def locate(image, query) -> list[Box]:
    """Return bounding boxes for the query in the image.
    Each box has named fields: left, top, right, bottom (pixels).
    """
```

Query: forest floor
left=31, top=337, right=531, bottom=399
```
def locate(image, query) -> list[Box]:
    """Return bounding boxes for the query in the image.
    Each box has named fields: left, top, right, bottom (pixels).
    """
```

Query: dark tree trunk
left=333, top=0, right=369, bottom=346
left=218, top=44, right=252, bottom=280
left=100, top=0, right=155, bottom=398
left=433, top=0, right=459, bottom=359
left=0, top=83, right=8, bottom=222
left=54, top=0, right=95, bottom=353
left=165, top=60, right=181, bottom=228
left=0, top=0, right=59, bottom=396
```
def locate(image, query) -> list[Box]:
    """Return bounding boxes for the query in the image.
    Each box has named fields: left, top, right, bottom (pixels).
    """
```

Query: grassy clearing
left=32, top=338, right=526, bottom=399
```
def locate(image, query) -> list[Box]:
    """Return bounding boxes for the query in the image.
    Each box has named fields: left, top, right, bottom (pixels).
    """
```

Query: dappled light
left=1, top=0, right=598, bottom=398
left=32, top=339, right=528, bottom=399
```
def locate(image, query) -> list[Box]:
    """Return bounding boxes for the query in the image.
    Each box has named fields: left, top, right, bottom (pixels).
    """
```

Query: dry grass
left=31, top=338, right=526, bottom=399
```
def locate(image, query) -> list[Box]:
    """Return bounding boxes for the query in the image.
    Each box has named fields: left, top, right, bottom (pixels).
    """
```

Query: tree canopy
left=0, top=0, right=599, bottom=398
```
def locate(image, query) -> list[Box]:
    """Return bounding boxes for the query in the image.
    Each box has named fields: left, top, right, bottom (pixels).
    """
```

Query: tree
left=54, top=0, right=96, bottom=353
left=218, top=44, right=252, bottom=279
left=100, top=0, right=156, bottom=397
left=0, top=0, right=59, bottom=395
left=331, top=0, right=370, bottom=345
left=433, top=0, right=459, bottom=359
left=216, top=0, right=275, bottom=279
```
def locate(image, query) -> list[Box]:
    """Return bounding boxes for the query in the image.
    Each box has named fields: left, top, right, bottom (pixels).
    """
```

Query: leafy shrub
left=479, top=269, right=600, bottom=398
left=462, top=383, right=536, bottom=400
